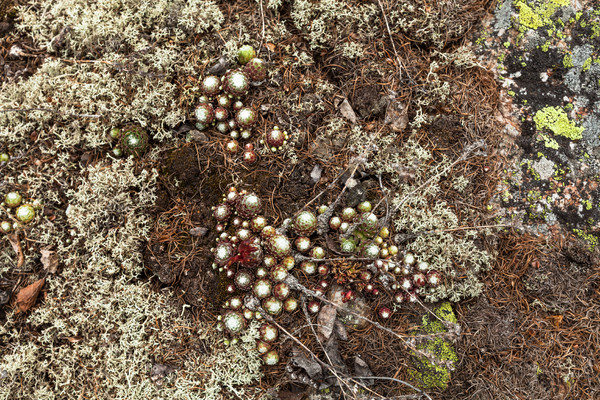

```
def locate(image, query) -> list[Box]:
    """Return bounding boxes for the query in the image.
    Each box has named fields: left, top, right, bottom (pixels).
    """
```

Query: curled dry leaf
left=317, top=304, right=337, bottom=341
left=7, top=232, right=24, bottom=268
left=40, top=248, right=59, bottom=274
left=339, top=98, right=357, bottom=124
left=384, top=100, right=408, bottom=132
left=16, top=278, right=45, bottom=313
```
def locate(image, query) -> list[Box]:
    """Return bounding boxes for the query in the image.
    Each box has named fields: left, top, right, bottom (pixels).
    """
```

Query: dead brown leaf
left=384, top=100, right=408, bottom=132
left=339, top=98, right=357, bottom=124
left=40, top=248, right=59, bottom=273
left=15, top=278, right=45, bottom=313
left=317, top=304, right=337, bottom=341
left=7, top=232, right=24, bottom=268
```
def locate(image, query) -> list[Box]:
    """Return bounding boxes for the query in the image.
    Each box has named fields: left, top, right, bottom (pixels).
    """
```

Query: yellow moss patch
left=409, top=302, right=459, bottom=390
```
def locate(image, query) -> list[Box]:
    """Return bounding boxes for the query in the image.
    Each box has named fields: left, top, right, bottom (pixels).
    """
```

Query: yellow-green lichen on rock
left=533, top=106, right=584, bottom=147
left=514, top=0, right=570, bottom=32
left=409, top=301, right=459, bottom=390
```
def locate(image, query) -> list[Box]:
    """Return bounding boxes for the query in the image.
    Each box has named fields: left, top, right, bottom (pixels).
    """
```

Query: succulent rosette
left=223, top=311, right=246, bottom=335
left=253, top=279, right=272, bottom=299
left=234, top=270, right=254, bottom=291
left=264, top=126, right=287, bottom=150
left=273, top=282, right=290, bottom=300
left=263, top=297, right=283, bottom=316
left=237, top=45, right=256, bottom=65
left=293, top=210, right=318, bottom=236
left=213, top=203, right=231, bottom=222
left=214, top=242, right=235, bottom=267
left=259, top=323, right=278, bottom=343
left=201, top=75, right=221, bottom=97
left=4, top=191, right=22, bottom=208
left=214, top=107, right=229, bottom=121
left=16, top=204, right=36, bottom=223
left=120, top=126, right=149, bottom=157
left=263, top=350, right=279, bottom=365
left=235, top=107, right=257, bottom=129
left=264, top=233, right=292, bottom=259
left=222, top=69, right=250, bottom=98
left=244, top=58, right=267, bottom=81
left=237, top=192, right=262, bottom=219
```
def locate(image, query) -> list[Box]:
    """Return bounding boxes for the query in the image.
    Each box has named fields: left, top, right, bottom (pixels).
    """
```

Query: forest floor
left=0, top=0, right=599, bottom=399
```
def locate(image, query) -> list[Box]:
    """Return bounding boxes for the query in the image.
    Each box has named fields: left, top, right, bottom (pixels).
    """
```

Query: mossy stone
left=409, top=301, right=459, bottom=390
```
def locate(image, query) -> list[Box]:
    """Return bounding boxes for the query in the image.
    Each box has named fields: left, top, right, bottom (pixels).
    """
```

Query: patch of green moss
left=563, top=53, right=574, bottom=68
left=533, top=106, right=584, bottom=145
left=409, top=302, right=458, bottom=390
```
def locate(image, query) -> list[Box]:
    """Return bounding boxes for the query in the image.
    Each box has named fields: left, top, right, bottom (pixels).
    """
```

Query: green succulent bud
left=0, top=220, right=12, bottom=233
left=0, top=153, right=9, bottom=163
left=4, top=191, right=22, bottom=208
left=109, top=128, right=121, bottom=139
left=238, top=45, right=256, bottom=65
left=16, top=204, right=36, bottom=223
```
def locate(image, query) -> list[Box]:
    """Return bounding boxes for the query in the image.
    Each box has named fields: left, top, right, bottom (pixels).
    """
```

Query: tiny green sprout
left=0, top=153, right=9, bottom=163
left=31, top=199, right=43, bottom=210
left=112, top=147, right=123, bottom=157
left=4, top=191, right=22, bottom=208
left=109, top=127, right=121, bottom=139
left=0, top=220, right=12, bottom=233
left=16, top=204, right=36, bottom=223
left=238, top=45, right=256, bottom=65
left=357, top=201, right=372, bottom=213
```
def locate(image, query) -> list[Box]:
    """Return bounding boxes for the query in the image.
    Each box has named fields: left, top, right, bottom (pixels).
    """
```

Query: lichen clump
left=409, top=301, right=459, bottom=390
left=533, top=106, right=584, bottom=142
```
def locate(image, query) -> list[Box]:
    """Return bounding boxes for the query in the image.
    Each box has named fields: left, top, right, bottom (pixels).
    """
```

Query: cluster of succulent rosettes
left=372, top=253, right=443, bottom=309
left=211, top=187, right=299, bottom=365
left=194, top=46, right=268, bottom=164
left=324, top=201, right=397, bottom=260
left=210, top=190, right=446, bottom=364
left=306, top=200, right=445, bottom=316
left=0, top=191, right=42, bottom=233
left=109, top=125, right=149, bottom=157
